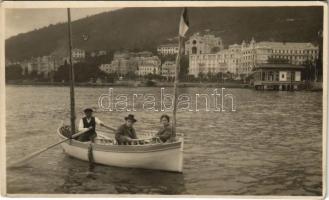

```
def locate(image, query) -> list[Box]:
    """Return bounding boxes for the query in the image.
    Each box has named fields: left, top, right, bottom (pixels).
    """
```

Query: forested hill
left=5, top=6, right=323, bottom=61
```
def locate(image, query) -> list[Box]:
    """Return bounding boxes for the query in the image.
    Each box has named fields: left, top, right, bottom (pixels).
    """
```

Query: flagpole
left=172, top=8, right=188, bottom=139
left=67, top=8, right=76, bottom=135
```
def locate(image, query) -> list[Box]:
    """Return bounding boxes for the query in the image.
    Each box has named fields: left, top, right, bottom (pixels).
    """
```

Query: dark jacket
left=156, top=125, right=173, bottom=142
left=115, top=124, right=137, bottom=144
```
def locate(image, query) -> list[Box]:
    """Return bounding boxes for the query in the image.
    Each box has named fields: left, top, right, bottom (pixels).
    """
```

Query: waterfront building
left=99, top=63, right=114, bottom=74
left=252, top=63, right=305, bottom=90
left=72, top=48, right=85, bottom=62
left=189, top=51, right=228, bottom=77
left=21, top=56, right=61, bottom=78
left=108, top=51, right=160, bottom=76
left=135, top=55, right=161, bottom=76
left=264, top=42, right=319, bottom=65
left=109, top=51, right=134, bottom=75
left=90, top=50, right=107, bottom=57
left=226, top=44, right=242, bottom=75
left=185, top=32, right=224, bottom=55
left=237, top=39, right=319, bottom=77
left=157, top=44, right=179, bottom=55
left=5, top=59, right=21, bottom=66
left=131, top=51, right=154, bottom=58
left=238, top=39, right=257, bottom=76
left=161, top=61, right=176, bottom=78
left=189, top=38, right=319, bottom=79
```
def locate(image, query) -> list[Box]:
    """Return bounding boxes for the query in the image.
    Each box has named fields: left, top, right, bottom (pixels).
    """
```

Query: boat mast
left=172, top=37, right=183, bottom=137
left=67, top=8, right=76, bottom=135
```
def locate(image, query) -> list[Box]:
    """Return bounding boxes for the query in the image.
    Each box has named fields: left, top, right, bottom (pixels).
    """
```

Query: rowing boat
left=58, top=8, right=187, bottom=173
left=57, top=125, right=184, bottom=172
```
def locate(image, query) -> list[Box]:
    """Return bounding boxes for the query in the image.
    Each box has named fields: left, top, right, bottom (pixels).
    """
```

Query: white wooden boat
left=57, top=125, right=184, bottom=172
left=56, top=8, right=186, bottom=174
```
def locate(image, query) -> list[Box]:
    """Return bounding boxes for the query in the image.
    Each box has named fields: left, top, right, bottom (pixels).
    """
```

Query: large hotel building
left=189, top=38, right=319, bottom=78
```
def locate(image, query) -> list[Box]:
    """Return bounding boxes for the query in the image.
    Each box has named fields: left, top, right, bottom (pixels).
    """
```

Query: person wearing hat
left=115, top=114, right=138, bottom=144
left=77, top=108, right=113, bottom=142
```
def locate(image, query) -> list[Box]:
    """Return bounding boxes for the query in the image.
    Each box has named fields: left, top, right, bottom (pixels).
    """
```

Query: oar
left=100, top=125, right=116, bottom=132
left=8, top=128, right=91, bottom=168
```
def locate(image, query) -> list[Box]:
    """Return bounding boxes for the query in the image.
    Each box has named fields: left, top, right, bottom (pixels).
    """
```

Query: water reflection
left=56, top=156, right=186, bottom=194
left=6, top=86, right=322, bottom=195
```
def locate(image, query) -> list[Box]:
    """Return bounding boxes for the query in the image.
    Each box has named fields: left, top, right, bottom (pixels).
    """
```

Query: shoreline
left=5, top=81, right=323, bottom=91
left=5, top=80, right=250, bottom=88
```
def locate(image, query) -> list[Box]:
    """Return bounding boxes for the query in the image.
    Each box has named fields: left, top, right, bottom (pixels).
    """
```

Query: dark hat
left=84, top=108, right=93, bottom=113
left=124, top=114, right=137, bottom=122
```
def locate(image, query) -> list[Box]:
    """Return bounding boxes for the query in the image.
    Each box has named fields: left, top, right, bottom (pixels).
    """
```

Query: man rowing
left=78, top=108, right=114, bottom=165
left=77, top=108, right=113, bottom=142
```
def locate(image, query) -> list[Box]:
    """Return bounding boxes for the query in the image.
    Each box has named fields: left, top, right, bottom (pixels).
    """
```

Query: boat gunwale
left=57, top=126, right=183, bottom=153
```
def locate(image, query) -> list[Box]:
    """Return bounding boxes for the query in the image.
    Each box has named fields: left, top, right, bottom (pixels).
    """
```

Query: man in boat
left=115, top=114, right=138, bottom=144
left=77, top=108, right=112, bottom=142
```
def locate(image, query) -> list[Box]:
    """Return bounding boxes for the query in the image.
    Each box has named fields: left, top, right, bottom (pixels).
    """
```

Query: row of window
left=271, top=55, right=316, bottom=60
left=273, top=49, right=317, bottom=54
left=158, top=47, right=178, bottom=50
left=191, top=52, right=317, bottom=62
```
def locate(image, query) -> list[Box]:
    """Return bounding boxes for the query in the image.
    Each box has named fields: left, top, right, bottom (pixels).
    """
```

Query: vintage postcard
left=0, top=1, right=327, bottom=198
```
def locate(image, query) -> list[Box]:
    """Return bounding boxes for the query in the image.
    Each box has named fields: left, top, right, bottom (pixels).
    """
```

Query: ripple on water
left=6, top=86, right=322, bottom=195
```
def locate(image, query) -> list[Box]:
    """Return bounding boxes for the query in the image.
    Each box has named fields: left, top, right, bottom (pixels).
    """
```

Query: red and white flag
left=179, top=8, right=189, bottom=37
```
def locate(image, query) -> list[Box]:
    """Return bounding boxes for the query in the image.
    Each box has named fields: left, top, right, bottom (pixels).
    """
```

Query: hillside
left=5, top=6, right=323, bottom=61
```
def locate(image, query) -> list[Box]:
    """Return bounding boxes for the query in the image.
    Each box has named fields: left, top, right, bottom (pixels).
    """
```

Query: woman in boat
left=155, top=114, right=174, bottom=143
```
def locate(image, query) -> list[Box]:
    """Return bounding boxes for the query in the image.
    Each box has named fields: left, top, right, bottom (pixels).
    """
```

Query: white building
left=90, top=50, right=107, bottom=57
left=21, top=56, right=61, bottom=78
left=185, top=33, right=224, bottom=55
left=72, top=48, right=85, bottom=62
left=99, top=64, right=114, bottom=74
left=5, top=59, right=21, bottom=66
left=189, top=52, right=228, bottom=77
left=108, top=51, right=161, bottom=76
left=263, top=42, right=319, bottom=65
left=237, top=39, right=319, bottom=76
left=161, top=61, right=176, bottom=78
left=136, top=56, right=161, bottom=76
left=109, top=51, right=136, bottom=75
left=189, top=38, right=319, bottom=78
left=157, top=44, right=179, bottom=55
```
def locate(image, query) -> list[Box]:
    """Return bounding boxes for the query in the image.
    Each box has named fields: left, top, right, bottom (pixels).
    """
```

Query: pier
left=251, top=64, right=305, bottom=91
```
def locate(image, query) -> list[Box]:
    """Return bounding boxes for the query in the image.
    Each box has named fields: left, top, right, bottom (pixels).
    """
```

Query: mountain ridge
left=5, top=7, right=323, bottom=61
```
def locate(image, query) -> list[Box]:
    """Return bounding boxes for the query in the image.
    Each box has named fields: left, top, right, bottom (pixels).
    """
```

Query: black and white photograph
left=1, top=1, right=327, bottom=197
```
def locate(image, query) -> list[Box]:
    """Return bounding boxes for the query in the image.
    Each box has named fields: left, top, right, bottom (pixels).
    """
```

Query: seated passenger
left=115, top=114, right=138, bottom=144
left=156, top=114, right=174, bottom=143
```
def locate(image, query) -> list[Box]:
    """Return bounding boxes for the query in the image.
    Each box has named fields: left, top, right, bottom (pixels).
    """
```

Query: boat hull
left=58, top=128, right=184, bottom=172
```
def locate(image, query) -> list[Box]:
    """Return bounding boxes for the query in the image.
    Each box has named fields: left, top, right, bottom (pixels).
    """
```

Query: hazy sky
left=5, top=8, right=120, bottom=39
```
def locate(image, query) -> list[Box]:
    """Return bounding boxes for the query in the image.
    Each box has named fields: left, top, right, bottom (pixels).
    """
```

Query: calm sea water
left=5, top=85, right=322, bottom=195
